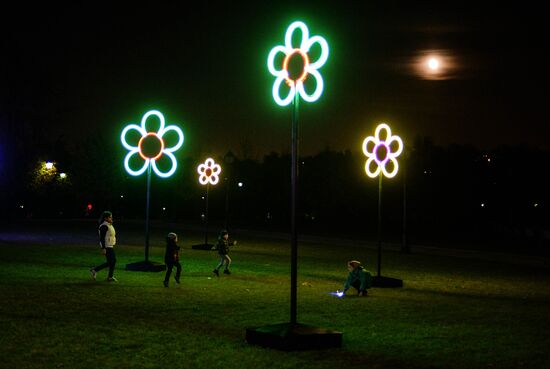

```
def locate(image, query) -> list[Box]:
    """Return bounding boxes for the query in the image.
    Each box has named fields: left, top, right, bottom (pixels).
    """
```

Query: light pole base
left=125, top=260, right=166, bottom=272
left=191, top=243, right=215, bottom=250
left=372, top=275, right=403, bottom=288
left=246, top=322, right=342, bottom=351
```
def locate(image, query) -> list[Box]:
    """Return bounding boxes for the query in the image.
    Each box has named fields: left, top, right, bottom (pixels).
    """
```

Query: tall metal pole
left=290, top=93, right=299, bottom=325
left=145, top=163, right=152, bottom=262
left=402, top=150, right=409, bottom=253
left=224, top=177, right=230, bottom=230
left=205, top=183, right=210, bottom=245
left=377, top=172, right=382, bottom=277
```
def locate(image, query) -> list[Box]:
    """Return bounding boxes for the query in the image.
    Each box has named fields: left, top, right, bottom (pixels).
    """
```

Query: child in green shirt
left=343, top=260, right=372, bottom=296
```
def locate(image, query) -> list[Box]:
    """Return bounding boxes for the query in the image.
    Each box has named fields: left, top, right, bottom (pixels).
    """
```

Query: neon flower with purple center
left=197, top=158, right=221, bottom=185
left=362, top=123, right=403, bottom=178
left=121, top=110, right=184, bottom=178
left=267, top=21, right=329, bottom=106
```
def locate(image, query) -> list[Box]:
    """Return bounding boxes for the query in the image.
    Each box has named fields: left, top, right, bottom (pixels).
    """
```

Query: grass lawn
left=1, top=221, right=549, bottom=369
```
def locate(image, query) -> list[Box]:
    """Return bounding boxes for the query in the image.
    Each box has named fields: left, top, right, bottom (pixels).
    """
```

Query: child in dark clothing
left=212, top=229, right=237, bottom=276
left=343, top=260, right=372, bottom=296
left=163, top=232, right=182, bottom=287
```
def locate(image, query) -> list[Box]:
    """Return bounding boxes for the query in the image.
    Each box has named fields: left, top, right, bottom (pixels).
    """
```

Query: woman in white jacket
left=90, top=211, right=117, bottom=282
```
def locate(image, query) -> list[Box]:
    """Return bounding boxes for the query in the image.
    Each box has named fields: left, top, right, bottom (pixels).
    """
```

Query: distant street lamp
left=45, top=161, right=54, bottom=170
left=362, top=123, right=404, bottom=287
left=59, top=172, right=67, bottom=179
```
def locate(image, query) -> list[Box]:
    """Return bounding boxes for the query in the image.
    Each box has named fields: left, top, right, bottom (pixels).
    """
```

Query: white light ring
left=305, top=35, right=329, bottom=70
left=285, top=21, right=309, bottom=50
left=297, top=69, right=324, bottom=102
left=268, top=46, right=290, bottom=76
left=141, top=110, right=165, bottom=135
left=365, top=157, right=381, bottom=178
left=382, top=157, right=400, bottom=178
left=375, top=123, right=392, bottom=141
left=362, top=136, right=377, bottom=157
left=124, top=150, right=149, bottom=176
left=204, top=158, right=216, bottom=168
left=159, top=125, right=184, bottom=153
left=121, top=124, right=145, bottom=151
left=386, top=135, right=404, bottom=158
left=199, top=174, right=209, bottom=185
left=151, top=151, right=177, bottom=178
left=197, top=164, right=207, bottom=176
left=209, top=175, right=220, bottom=185
left=273, top=75, right=296, bottom=106
left=210, top=164, right=221, bottom=176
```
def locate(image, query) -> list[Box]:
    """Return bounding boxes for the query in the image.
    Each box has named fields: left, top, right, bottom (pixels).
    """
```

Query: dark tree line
left=2, top=128, right=549, bottom=252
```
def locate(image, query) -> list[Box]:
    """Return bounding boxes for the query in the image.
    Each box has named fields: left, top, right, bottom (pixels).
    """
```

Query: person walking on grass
left=90, top=211, right=117, bottom=282
left=163, top=232, right=182, bottom=287
left=212, top=229, right=237, bottom=276
left=343, top=260, right=372, bottom=296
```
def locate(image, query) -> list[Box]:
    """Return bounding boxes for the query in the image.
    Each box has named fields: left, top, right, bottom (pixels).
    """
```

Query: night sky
left=6, top=1, right=549, bottom=158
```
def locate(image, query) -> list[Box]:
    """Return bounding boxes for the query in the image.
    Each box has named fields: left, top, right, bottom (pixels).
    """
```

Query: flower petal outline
left=124, top=150, right=149, bottom=176
left=285, top=21, right=309, bottom=50
left=365, top=157, right=381, bottom=178
left=305, top=35, right=329, bottom=70
left=159, top=125, right=185, bottom=153
left=382, top=157, right=399, bottom=178
left=362, top=137, right=377, bottom=157
left=268, top=46, right=290, bottom=77
left=297, top=69, right=324, bottom=102
left=121, top=124, right=145, bottom=151
left=141, top=110, right=165, bottom=134
left=151, top=151, right=177, bottom=178
left=273, top=75, right=296, bottom=106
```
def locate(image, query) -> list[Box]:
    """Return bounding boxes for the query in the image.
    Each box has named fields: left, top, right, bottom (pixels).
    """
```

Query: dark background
left=2, top=2, right=549, bottom=251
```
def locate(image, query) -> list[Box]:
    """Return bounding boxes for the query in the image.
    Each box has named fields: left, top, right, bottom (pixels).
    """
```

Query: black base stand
left=191, top=243, right=215, bottom=250
left=245, top=322, right=342, bottom=351
left=125, top=260, right=166, bottom=272
left=372, top=275, right=403, bottom=288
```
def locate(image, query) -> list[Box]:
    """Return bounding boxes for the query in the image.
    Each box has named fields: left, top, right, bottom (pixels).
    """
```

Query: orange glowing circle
left=283, top=49, right=310, bottom=86
left=138, top=133, right=165, bottom=161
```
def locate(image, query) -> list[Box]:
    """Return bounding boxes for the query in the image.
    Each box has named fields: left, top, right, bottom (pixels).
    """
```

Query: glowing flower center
left=374, top=143, right=389, bottom=164
left=138, top=133, right=164, bottom=160
left=284, top=49, right=309, bottom=85
left=205, top=168, right=212, bottom=177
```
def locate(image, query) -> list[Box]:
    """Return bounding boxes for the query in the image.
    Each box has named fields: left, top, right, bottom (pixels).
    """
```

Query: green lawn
left=1, top=223, right=549, bottom=369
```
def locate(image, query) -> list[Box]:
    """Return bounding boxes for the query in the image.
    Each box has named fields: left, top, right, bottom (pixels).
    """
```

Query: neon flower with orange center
left=121, top=110, right=184, bottom=178
left=362, top=123, right=403, bottom=178
left=267, top=21, right=329, bottom=106
left=197, top=158, right=221, bottom=185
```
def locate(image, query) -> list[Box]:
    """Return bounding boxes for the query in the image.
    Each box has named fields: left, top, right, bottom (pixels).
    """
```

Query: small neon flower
left=362, top=123, right=403, bottom=178
left=121, top=110, right=184, bottom=178
left=268, top=21, right=329, bottom=106
left=197, top=158, right=221, bottom=185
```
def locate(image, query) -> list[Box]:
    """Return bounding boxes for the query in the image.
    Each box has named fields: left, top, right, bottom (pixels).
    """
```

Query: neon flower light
left=362, top=123, right=403, bottom=178
left=268, top=21, right=329, bottom=106
left=197, top=158, right=221, bottom=185
left=121, top=110, right=184, bottom=178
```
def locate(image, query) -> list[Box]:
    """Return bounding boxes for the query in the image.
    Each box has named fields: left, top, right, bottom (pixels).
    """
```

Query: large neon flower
left=121, top=110, right=184, bottom=178
left=197, top=158, right=221, bottom=185
left=362, top=123, right=403, bottom=178
left=267, top=21, right=329, bottom=106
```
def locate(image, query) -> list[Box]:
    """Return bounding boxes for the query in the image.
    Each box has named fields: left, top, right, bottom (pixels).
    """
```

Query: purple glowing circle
left=374, top=143, right=389, bottom=165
